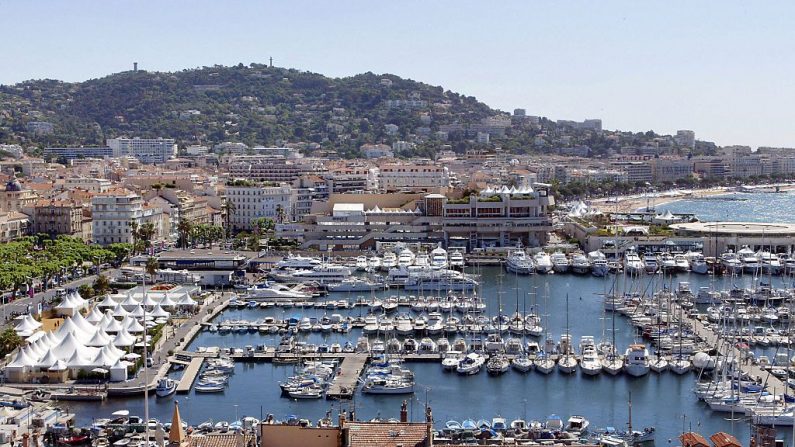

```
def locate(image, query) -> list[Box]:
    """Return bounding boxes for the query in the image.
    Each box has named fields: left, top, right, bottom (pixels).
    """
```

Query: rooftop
left=669, top=221, right=795, bottom=235
left=345, top=421, right=428, bottom=447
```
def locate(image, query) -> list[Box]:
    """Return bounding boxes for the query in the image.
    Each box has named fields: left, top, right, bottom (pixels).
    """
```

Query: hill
left=0, top=64, right=505, bottom=158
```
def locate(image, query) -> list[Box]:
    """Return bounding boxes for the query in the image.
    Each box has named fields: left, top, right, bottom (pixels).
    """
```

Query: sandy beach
left=588, top=183, right=795, bottom=214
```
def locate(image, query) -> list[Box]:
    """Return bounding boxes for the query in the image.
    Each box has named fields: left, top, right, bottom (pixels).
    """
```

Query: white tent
left=85, top=307, right=104, bottom=324
left=112, top=303, right=130, bottom=318
left=103, top=342, right=126, bottom=359
left=69, top=290, right=87, bottom=308
left=14, top=317, right=40, bottom=337
left=71, top=312, right=96, bottom=334
left=109, top=359, right=129, bottom=382
left=97, top=295, right=118, bottom=309
left=125, top=318, right=145, bottom=334
left=150, top=305, right=170, bottom=319
left=140, top=294, right=158, bottom=308
left=103, top=318, right=123, bottom=333
left=85, top=328, right=112, bottom=347
left=7, top=347, right=36, bottom=369
left=35, top=349, right=59, bottom=369
left=175, top=294, right=197, bottom=307
left=113, top=329, right=136, bottom=347
left=120, top=295, right=139, bottom=311
left=51, top=332, right=84, bottom=361
left=91, top=346, right=118, bottom=367
left=128, top=305, right=146, bottom=318
left=48, top=360, right=67, bottom=371
left=158, top=294, right=177, bottom=308
left=65, top=348, right=93, bottom=368
left=56, top=317, right=92, bottom=344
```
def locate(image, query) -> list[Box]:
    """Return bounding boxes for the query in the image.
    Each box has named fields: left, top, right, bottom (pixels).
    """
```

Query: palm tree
left=130, top=221, right=139, bottom=254
left=145, top=257, right=159, bottom=283
left=177, top=219, right=192, bottom=249
left=222, top=199, right=236, bottom=238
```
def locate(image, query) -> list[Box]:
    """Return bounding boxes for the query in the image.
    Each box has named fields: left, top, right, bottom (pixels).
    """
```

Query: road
left=1, top=269, right=120, bottom=326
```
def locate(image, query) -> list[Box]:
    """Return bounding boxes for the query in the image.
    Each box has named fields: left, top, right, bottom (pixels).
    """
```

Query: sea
left=62, top=192, right=795, bottom=444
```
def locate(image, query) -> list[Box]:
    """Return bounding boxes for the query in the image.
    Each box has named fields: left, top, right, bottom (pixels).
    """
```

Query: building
left=379, top=163, right=450, bottom=193
left=0, top=212, right=29, bottom=242
left=556, top=119, right=602, bottom=132
left=0, top=179, right=38, bottom=213
left=0, top=144, right=24, bottom=158
left=91, top=188, right=144, bottom=245
left=226, top=181, right=295, bottom=231
left=31, top=200, right=84, bottom=238
left=324, top=167, right=377, bottom=193
left=651, top=158, right=694, bottom=182
left=611, top=161, right=653, bottom=183
left=107, top=138, right=177, bottom=164
left=443, top=185, right=555, bottom=249
left=44, top=147, right=113, bottom=161
left=674, top=130, right=696, bottom=148
left=64, top=177, right=113, bottom=193
left=361, top=144, right=394, bottom=159
left=227, top=155, right=310, bottom=183
left=669, top=221, right=795, bottom=257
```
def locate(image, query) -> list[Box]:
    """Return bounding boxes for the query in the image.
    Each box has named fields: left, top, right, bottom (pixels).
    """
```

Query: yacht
left=155, top=378, right=177, bottom=398
left=244, top=282, right=313, bottom=300
left=355, top=256, right=369, bottom=271
left=673, top=254, right=690, bottom=272
left=580, top=348, right=602, bottom=376
left=505, top=250, right=534, bottom=274
left=448, top=250, right=465, bottom=268
left=533, top=252, right=553, bottom=274
left=272, top=264, right=352, bottom=284
left=511, top=354, right=534, bottom=372
left=737, top=246, right=760, bottom=273
left=720, top=251, right=743, bottom=274
left=327, top=278, right=385, bottom=292
left=685, top=251, right=709, bottom=274
left=623, top=344, right=650, bottom=377
left=570, top=253, right=590, bottom=274
left=588, top=251, right=609, bottom=277
left=275, top=254, right=322, bottom=270
left=430, top=246, right=449, bottom=270
left=397, top=248, right=415, bottom=268
left=642, top=253, right=659, bottom=274
left=381, top=252, right=398, bottom=270
left=658, top=253, right=676, bottom=272
left=403, top=269, right=478, bottom=291
left=550, top=251, right=570, bottom=273
left=414, top=252, right=431, bottom=269
left=534, top=352, right=555, bottom=374
left=441, top=351, right=465, bottom=371
left=623, top=251, right=644, bottom=275
left=565, top=416, right=590, bottom=436
left=486, top=354, right=510, bottom=375
left=362, top=377, right=414, bottom=394
left=456, top=353, right=485, bottom=375
left=758, top=251, right=782, bottom=275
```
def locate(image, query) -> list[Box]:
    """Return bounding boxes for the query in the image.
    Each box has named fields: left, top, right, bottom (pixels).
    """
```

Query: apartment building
left=226, top=182, right=295, bottom=231
left=64, top=177, right=113, bottom=193
left=324, top=167, right=377, bottom=193
left=0, top=212, right=29, bottom=243
left=0, top=179, right=37, bottom=213
left=91, top=188, right=150, bottom=245
left=44, top=147, right=113, bottom=161
left=107, top=138, right=176, bottom=164
left=378, top=162, right=450, bottom=193
left=31, top=200, right=84, bottom=238
left=651, top=158, right=694, bottom=182
left=227, top=155, right=309, bottom=183
left=611, top=161, right=653, bottom=183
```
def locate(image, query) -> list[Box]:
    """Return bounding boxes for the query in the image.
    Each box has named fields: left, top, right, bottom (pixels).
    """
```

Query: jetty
left=326, top=353, right=370, bottom=400
left=176, top=357, right=206, bottom=394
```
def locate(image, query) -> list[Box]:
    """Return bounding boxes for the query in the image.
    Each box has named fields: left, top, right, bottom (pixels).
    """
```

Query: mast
left=628, top=391, right=633, bottom=435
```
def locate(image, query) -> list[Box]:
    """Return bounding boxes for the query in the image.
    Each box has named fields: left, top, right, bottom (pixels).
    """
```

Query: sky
left=1, top=0, right=793, bottom=148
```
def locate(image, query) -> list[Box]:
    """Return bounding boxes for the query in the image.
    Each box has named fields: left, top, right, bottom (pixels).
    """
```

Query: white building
left=107, top=138, right=176, bottom=164
left=91, top=189, right=144, bottom=245
left=361, top=144, right=394, bottom=159
left=0, top=144, right=24, bottom=158
left=226, top=182, right=296, bottom=231
left=378, top=162, right=450, bottom=192
left=64, top=177, right=113, bottom=193
left=674, top=130, right=696, bottom=149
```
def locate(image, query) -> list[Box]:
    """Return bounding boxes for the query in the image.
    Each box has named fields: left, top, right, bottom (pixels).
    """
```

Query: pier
left=176, top=357, right=206, bottom=394
left=326, top=354, right=370, bottom=400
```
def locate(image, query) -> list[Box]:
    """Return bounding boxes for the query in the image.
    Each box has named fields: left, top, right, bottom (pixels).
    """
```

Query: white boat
left=511, top=354, right=533, bottom=373
left=673, top=254, right=690, bottom=272
left=441, top=351, right=464, bottom=371
left=505, top=249, right=534, bottom=275
left=456, top=353, right=485, bottom=375
left=355, top=256, right=369, bottom=271
left=570, top=253, right=590, bottom=274
left=533, top=252, right=553, bottom=274
left=758, top=251, right=782, bottom=275
left=642, top=254, right=658, bottom=274
left=276, top=254, right=322, bottom=270
left=367, top=256, right=381, bottom=271
left=534, top=353, right=555, bottom=374
left=195, top=383, right=225, bottom=393
left=155, top=378, right=176, bottom=398
left=669, top=356, right=692, bottom=374
left=381, top=252, right=398, bottom=270
left=623, top=251, right=644, bottom=275
left=362, top=377, right=414, bottom=394
left=580, top=349, right=602, bottom=376
left=557, top=354, right=578, bottom=374
left=273, top=263, right=352, bottom=284
left=486, top=354, right=510, bottom=375
left=588, top=251, right=608, bottom=277
left=623, top=344, right=650, bottom=377
left=327, top=277, right=384, bottom=292
left=403, top=269, right=478, bottom=291
left=397, top=248, right=415, bottom=268
left=414, top=252, right=430, bottom=268
left=720, top=251, right=743, bottom=274
left=245, top=282, right=312, bottom=300
left=430, top=246, right=449, bottom=270
left=550, top=251, right=570, bottom=273
left=449, top=250, right=465, bottom=268
left=685, top=251, right=709, bottom=274
left=738, top=246, right=760, bottom=273
left=601, top=355, right=623, bottom=375
left=649, top=355, right=668, bottom=373
left=565, top=415, right=590, bottom=436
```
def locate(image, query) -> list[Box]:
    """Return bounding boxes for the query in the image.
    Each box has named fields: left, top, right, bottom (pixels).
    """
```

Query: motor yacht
left=623, top=344, right=650, bottom=377
left=430, top=246, right=449, bottom=269
left=570, top=253, right=590, bottom=274
left=623, top=251, right=644, bottom=275
left=505, top=249, right=534, bottom=275
left=550, top=251, right=570, bottom=273
left=533, top=252, right=553, bottom=274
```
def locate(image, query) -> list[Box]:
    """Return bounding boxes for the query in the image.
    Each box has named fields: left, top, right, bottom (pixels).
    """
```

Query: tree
left=145, top=257, right=159, bottom=283
left=93, top=274, right=110, bottom=296
left=177, top=219, right=192, bottom=249
left=222, top=199, right=236, bottom=238
left=0, top=328, right=23, bottom=357
left=78, top=284, right=95, bottom=298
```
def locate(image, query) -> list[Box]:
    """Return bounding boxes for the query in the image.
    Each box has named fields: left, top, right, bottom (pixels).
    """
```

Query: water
left=62, top=269, right=795, bottom=444
left=657, top=191, right=795, bottom=223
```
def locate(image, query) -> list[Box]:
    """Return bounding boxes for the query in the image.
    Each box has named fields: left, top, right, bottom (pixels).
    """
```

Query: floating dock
left=176, top=357, right=205, bottom=394
left=326, top=354, right=369, bottom=400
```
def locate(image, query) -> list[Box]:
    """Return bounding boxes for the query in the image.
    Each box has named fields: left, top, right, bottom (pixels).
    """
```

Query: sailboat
left=534, top=284, right=555, bottom=374
left=601, top=275, right=623, bottom=375
left=557, top=294, right=578, bottom=374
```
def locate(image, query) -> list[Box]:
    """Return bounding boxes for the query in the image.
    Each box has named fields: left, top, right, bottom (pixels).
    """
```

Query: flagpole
left=143, top=275, right=150, bottom=443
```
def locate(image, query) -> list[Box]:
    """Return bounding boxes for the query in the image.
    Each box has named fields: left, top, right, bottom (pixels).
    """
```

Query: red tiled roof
left=680, top=432, right=710, bottom=447
left=187, top=433, right=254, bottom=447
left=345, top=422, right=428, bottom=447
left=710, top=432, right=741, bottom=447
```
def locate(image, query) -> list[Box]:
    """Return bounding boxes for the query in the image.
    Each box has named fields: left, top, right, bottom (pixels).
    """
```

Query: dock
left=176, top=357, right=205, bottom=394
left=326, top=354, right=370, bottom=400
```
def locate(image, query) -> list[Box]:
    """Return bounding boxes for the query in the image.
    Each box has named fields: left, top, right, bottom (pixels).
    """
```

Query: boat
left=456, top=353, right=485, bottom=375
left=398, top=248, right=416, bottom=268
left=565, top=415, right=590, bottom=435
left=673, top=254, right=690, bottom=272
left=449, top=250, right=465, bottom=268
left=511, top=354, right=533, bottom=372
left=623, top=251, right=644, bottom=275
left=534, top=352, right=555, bottom=374
left=441, top=351, right=465, bottom=371
left=571, top=253, right=591, bottom=274
left=355, top=255, right=369, bottom=271
left=649, top=355, right=668, bottom=373
left=758, top=251, right=783, bottom=275
left=580, top=347, right=602, bottom=376
left=505, top=249, right=534, bottom=275
left=720, top=250, right=743, bottom=274
left=244, top=282, right=312, bottom=300
left=486, top=354, right=510, bottom=375
left=195, top=384, right=225, bottom=393
left=327, top=277, right=385, bottom=292
left=588, top=251, right=609, bottom=277
left=272, top=263, right=352, bottom=284
left=550, top=251, right=570, bottom=273
left=361, top=377, right=414, bottom=394
left=738, top=246, right=760, bottom=273
left=623, top=344, right=650, bottom=377
left=658, top=253, right=676, bottom=272
left=275, top=254, right=322, bottom=270
left=685, top=251, right=709, bottom=274
left=403, top=269, right=478, bottom=291
left=642, top=253, right=658, bottom=274
left=669, top=356, right=692, bottom=374
left=430, top=245, right=449, bottom=269
left=155, top=378, right=176, bottom=398
left=533, top=252, right=553, bottom=274
left=381, top=251, right=398, bottom=270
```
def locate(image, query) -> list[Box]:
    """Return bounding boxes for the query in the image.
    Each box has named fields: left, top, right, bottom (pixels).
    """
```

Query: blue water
left=61, top=269, right=795, bottom=444
left=657, top=191, right=795, bottom=223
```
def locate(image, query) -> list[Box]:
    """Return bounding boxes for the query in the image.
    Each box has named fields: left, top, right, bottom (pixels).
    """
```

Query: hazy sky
left=1, top=1, right=792, bottom=148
